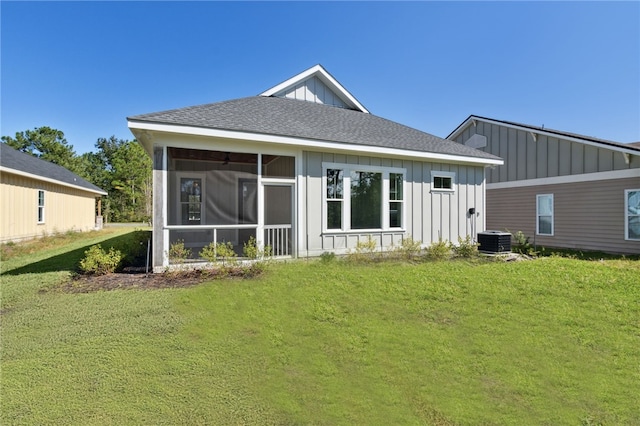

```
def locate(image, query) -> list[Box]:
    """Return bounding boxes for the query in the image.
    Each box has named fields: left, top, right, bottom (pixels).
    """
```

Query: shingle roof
left=0, top=143, right=107, bottom=195
left=128, top=96, right=501, bottom=162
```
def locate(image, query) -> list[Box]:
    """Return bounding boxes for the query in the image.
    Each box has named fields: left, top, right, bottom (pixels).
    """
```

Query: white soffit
left=259, top=64, right=369, bottom=114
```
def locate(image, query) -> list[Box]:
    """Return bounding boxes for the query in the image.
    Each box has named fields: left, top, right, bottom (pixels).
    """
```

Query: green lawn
left=2, top=230, right=639, bottom=425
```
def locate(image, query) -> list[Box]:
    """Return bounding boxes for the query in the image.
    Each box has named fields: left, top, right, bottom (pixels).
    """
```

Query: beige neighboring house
left=0, top=143, right=107, bottom=243
left=448, top=116, right=640, bottom=255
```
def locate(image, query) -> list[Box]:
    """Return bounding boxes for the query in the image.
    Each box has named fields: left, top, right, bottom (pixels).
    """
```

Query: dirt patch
left=57, top=267, right=250, bottom=293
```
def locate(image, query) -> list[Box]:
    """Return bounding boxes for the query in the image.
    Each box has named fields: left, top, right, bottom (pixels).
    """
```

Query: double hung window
left=324, top=164, right=404, bottom=232
left=625, top=189, right=640, bottom=241
left=536, top=194, right=554, bottom=236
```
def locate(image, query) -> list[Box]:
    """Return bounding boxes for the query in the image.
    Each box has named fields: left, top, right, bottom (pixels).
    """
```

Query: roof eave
left=449, top=115, right=640, bottom=156
left=127, top=119, right=503, bottom=167
left=0, top=166, right=108, bottom=196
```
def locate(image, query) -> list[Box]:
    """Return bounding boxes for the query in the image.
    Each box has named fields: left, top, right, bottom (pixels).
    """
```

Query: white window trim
left=625, top=189, right=640, bottom=241
left=536, top=194, right=554, bottom=236
left=37, top=190, right=45, bottom=224
left=430, top=171, right=456, bottom=193
left=322, top=162, right=406, bottom=233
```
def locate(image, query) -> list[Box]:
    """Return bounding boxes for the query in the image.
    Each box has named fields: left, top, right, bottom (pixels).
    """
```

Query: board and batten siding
left=1, top=172, right=97, bottom=243
left=486, top=177, right=640, bottom=255
left=280, top=76, right=349, bottom=109
left=301, top=150, right=486, bottom=256
left=453, top=121, right=640, bottom=184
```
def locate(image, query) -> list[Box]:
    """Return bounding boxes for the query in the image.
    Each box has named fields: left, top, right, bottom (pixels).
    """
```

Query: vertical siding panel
left=598, top=148, right=613, bottom=172
left=547, top=137, right=559, bottom=177
left=613, top=151, right=628, bottom=170
left=517, top=130, right=527, bottom=180
left=537, top=135, right=548, bottom=178
left=558, top=139, right=571, bottom=176
left=526, top=132, right=537, bottom=180
left=572, top=142, right=584, bottom=174
left=507, top=128, right=518, bottom=181
left=411, top=161, right=422, bottom=242
left=476, top=167, right=485, bottom=233
left=490, top=124, right=501, bottom=183
left=499, top=127, right=509, bottom=183
left=305, top=151, right=323, bottom=253
left=458, top=166, right=468, bottom=237
left=423, top=162, right=432, bottom=243
left=584, top=145, right=598, bottom=173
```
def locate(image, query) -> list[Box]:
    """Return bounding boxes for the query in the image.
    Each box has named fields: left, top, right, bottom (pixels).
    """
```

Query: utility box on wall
left=478, top=231, right=512, bottom=253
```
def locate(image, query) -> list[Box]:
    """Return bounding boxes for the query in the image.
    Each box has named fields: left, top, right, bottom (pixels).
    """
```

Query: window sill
left=322, top=229, right=405, bottom=236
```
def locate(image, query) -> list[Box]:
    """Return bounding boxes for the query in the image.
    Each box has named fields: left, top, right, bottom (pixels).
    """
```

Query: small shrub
left=451, top=235, right=479, bottom=258
left=391, top=237, right=423, bottom=261
left=199, top=242, right=217, bottom=263
left=242, top=236, right=271, bottom=260
left=215, top=241, right=237, bottom=264
left=348, top=236, right=379, bottom=263
left=168, top=239, right=192, bottom=263
left=79, top=244, right=122, bottom=275
left=425, top=238, right=452, bottom=260
left=320, top=251, right=336, bottom=263
left=510, top=230, right=536, bottom=256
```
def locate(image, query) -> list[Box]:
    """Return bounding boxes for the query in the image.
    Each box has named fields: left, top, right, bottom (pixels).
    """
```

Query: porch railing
left=264, top=224, right=292, bottom=257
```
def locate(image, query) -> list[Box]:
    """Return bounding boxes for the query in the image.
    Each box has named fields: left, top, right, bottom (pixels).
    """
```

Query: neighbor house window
left=37, top=190, right=45, bottom=223
left=537, top=194, right=554, bottom=236
left=323, top=163, right=405, bottom=232
left=625, top=189, right=640, bottom=241
left=431, top=171, right=455, bottom=192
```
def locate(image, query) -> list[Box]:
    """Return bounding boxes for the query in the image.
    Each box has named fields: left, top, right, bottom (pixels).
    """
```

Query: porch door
left=264, top=184, right=293, bottom=257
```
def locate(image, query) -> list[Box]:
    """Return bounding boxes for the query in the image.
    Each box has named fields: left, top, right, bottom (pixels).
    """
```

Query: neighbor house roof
left=448, top=115, right=640, bottom=156
left=128, top=96, right=502, bottom=165
left=0, top=143, right=107, bottom=196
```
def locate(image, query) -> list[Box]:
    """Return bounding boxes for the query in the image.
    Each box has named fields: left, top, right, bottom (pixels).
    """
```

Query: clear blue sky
left=2, top=1, right=639, bottom=155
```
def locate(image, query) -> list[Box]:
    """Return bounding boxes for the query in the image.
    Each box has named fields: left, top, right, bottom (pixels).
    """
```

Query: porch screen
left=168, top=148, right=258, bottom=226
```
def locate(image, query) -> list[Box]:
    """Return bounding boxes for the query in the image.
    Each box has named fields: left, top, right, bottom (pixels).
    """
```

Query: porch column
left=152, top=145, right=166, bottom=270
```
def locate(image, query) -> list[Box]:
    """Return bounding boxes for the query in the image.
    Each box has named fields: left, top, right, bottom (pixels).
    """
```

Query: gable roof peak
left=260, top=64, right=369, bottom=114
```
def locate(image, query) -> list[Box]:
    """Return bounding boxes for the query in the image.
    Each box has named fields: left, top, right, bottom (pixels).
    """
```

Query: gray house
left=448, top=115, right=640, bottom=254
left=128, top=65, right=502, bottom=270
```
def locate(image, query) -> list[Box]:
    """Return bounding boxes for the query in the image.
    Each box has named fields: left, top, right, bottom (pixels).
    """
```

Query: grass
left=2, top=230, right=639, bottom=425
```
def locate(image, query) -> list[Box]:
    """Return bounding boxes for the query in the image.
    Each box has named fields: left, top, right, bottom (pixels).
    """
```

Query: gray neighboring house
left=448, top=115, right=640, bottom=254
left=128, top=65, right=502, bottom=271
left=0, top=143, right=107, bottom=242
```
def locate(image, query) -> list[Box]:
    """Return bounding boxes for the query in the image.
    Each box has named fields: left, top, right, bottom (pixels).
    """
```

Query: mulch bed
left=58, top=267, right=248, bottom=293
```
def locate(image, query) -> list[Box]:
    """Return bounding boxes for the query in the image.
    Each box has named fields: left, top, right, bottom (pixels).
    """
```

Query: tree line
left=1, top=126, right=152, bottom=223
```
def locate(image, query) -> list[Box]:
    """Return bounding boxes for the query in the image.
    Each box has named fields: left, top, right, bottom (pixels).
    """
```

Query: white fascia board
left=452, top=116, right=640, bottom=156
left=128, top=120, right=504, bottom=167
left=259, top=65, right=370, bottom=114
left=487, top=168, right=640, bottom=190
left=0, top=166, right=108, bottom=196
left=446, top=116, right=475, bottom=140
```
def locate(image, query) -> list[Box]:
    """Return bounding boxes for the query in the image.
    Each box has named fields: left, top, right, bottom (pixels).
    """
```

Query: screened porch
left=165, top=147, right=294, bottom=264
